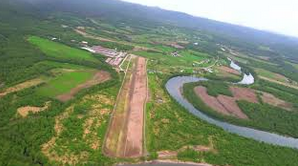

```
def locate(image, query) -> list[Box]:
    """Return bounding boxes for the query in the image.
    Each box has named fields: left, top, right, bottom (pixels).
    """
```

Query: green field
left=36, top=70, right=95, bottom=97
left=134, top=50, right=208, bottom=67
left=255, top=68, right=288, bottom=82
left=28, top=36, right=98, bottom=62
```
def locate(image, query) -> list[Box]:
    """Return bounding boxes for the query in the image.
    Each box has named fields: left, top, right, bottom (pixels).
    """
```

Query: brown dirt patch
left=230, top=87, right=258, bottom=103
left=217, top=95, right=248, bottom=119
left=104, top=56, right=147, bottom=158
left=157, top=137, right=215, bottom=159
left=56, top=70, right=111, bottom=102
left=194, top=86, right=231, bottom=116
left=0, top=78, right=44, bottom=97
left=194, top=86, right=250, bottom=119
left=218, top=66, right=240, bottom=75
left=158, top=151, right=178, bottom=159
left=17, top=101, right=51, bottom=117
left=195, top=84, right=293, bottom=118
left=261, top=92, right=293, bottom=111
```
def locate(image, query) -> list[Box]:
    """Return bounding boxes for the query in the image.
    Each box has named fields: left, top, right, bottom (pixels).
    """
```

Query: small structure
left=81, top=47, right=96, bottom=53
left=171, top=51, right=180, bottom=57
left=81, top=41, right=88, bottom=45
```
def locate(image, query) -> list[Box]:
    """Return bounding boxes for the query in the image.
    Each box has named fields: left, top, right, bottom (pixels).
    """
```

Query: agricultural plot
left=28, top=36, right=99, bottom=62
left=134, top=50, right=208, bottom=68
left=104, top=55, right=147, bottom=158
left=36, top=69, right=110, bottom=101
left=255, top=68, right=298, bottom=89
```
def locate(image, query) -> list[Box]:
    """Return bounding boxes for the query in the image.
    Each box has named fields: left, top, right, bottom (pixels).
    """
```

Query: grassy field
left=36, top=70, right=95, bottom=98
left=28, top=36, right=99, bottom=62
left=255, top=68, right=288, bottom=82
left=133, top=50, right=208, bottom=68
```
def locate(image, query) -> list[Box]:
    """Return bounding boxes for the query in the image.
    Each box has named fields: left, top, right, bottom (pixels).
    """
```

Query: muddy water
left=229, top=59, right=255, bottom=85
left=165, top=76, right=298, bottom=149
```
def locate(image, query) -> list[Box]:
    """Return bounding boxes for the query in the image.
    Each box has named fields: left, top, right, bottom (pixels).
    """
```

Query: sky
left=122, top=0, right=298, bottom=37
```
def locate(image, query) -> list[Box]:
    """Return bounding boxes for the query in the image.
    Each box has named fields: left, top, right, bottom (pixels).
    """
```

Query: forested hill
left=6, top=0, right=298, bottom=62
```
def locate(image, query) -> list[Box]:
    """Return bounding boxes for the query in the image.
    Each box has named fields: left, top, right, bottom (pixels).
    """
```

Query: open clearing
left=194, top=86, right=249, bottom=119
left=255, top=68, right=290, bottom=83
left=36, top=68, right=110, bottom=101
left=0, top=78, right=44, bottom=97
left=258, top=76, right=298, bottom=90
left=195, top=85, right=293, bottom=118
left=28, top=36, right=98, bottom=62
left=217, top=66, right=241, bottom=76
left=104, top=55, right=147, bottom=158
left=260, top=92, right=293, bottom=111
left=17, top=101, right=51, bottom=117
left=56, top=71, right=111, bottom=102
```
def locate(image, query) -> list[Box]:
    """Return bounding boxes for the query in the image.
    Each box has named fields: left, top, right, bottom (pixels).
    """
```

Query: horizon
left=122, top=0, right=298, bottom=38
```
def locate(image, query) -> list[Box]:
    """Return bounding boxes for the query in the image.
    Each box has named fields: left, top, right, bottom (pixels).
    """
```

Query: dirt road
left=104, top=55, right=147, bottom=158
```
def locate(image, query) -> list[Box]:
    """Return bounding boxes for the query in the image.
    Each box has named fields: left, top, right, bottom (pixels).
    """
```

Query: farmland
left=28, top=36, right=99, bottom=62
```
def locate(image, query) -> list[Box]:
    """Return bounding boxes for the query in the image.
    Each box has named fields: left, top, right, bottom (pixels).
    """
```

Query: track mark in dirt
left=0, top=78, right=44, bottom=97
left=218, top=66, right=241, bottom=75
left=17, top=101, right=51, bottom=117
left=56, top=70, right=111, bottom=102
left=104, top=55, right=147, bottom=158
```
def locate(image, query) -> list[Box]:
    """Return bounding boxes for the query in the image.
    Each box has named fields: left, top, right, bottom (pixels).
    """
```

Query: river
left=165, top=76, right=298, bottom=149
left=228, top=59, right=255, bottom=85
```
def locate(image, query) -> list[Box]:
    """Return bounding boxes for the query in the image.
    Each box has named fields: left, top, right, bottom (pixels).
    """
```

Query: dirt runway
left=104, top=56, right=147, bottom=158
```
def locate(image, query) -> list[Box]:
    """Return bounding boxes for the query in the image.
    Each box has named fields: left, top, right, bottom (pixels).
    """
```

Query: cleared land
left=28, top=36, right=98, bottom=62
left=104, top=55, right=147, bottom=158
left=255, top=68, right=290, bottom=83
left=194, top=85, right=293, bottom=119
left=17, top=101, right=51, bottom=117
left=217, top=66, right=240, bottom=76
left=194, top=86, right=248, bottom=119
left=260, top=92, right=293, bottom=111
left=56, top=71, right=111, bottom=102
left=36, top=68, right=110, bottom=101
left=0, top=78, right=44, bottom=97
left=258, top=76, right=298, bottom=90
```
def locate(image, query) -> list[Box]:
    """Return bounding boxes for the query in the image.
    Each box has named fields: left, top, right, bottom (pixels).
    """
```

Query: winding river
left=121, top=60, right=298, bottom=166
left=165, top=60, right=298, bottom=149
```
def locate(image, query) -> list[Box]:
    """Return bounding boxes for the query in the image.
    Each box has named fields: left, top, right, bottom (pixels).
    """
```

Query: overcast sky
left=122, top=0, right=298, bottom=37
